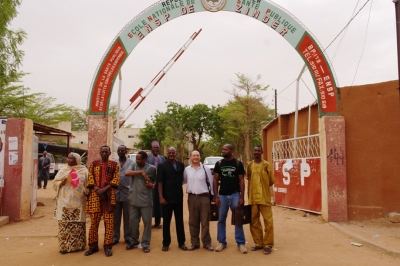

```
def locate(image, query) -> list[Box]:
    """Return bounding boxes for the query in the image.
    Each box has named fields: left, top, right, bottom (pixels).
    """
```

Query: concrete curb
left=330, top=222, right=400, bottom=258
left=0, top=216, right=9, bottom=227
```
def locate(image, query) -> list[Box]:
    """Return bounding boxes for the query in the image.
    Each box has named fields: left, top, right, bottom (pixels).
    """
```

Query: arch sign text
left=88, top=0, right=339, bottom=116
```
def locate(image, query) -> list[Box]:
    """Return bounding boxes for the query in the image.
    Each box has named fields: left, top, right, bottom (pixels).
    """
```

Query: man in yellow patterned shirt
left=246, top=145, right=275, bottom=255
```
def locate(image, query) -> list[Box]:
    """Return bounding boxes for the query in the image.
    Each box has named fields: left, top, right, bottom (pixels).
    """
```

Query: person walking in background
left=38, top=151, right=51, bottom=189
left=183, top=150, right=214, bottom=251
left=247, top=145, right=275, bottom=255
left=125, top=151, right=157, bottom=253
left=85, top=145, right=119, bottom=257
left=53, top=152, right=88, bottom=254
left=157, top=147, right=188, bottom=252
left=147, top=140, right=165, bottom=228
left=112, top=145, right=134, bottom=246
left=213, top=144, right=247, bottom=254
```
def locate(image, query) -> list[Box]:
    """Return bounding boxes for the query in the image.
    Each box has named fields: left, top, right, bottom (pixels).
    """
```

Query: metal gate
left=272, top=135, right=322, bottom=213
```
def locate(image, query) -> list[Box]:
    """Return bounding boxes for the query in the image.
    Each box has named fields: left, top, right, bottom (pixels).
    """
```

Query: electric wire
left=332, top=0, right=361, bottom=62
left=276, top=0, right=371, bottom=104
left=348, top=0, right=373, bottom=95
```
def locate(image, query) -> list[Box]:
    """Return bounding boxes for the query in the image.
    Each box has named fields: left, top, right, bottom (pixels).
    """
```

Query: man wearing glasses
left=157, top=147, right=188, bottom=251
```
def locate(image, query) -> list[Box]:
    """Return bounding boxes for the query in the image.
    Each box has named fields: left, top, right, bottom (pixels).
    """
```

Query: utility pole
left=394, top=0, right=400, bottom=101
left=274, top=89, right=277, bottom=118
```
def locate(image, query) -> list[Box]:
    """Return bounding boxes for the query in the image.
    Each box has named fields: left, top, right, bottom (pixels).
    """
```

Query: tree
left=0, top=0, right=28, bottom=118
left=0, top=0, right=27, bottom=88
left=136, top=102, right=223, bottom=158
left=224, top=73, right=274, bottom=163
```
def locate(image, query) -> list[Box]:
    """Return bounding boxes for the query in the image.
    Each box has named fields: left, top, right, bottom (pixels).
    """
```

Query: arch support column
left=319, top=116, right=348, bottom=222
left=87, top=116, right=113, bottom=165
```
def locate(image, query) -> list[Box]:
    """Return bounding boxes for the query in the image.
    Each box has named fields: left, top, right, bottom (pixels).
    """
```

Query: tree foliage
left=136, top=102, right=223, bottom=160
left=0, top=0, right=26, bottom=88
left=221, top=73, right=274, bottom=163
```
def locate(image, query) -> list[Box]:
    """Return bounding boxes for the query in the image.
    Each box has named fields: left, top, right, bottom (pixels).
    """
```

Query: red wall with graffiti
left=262, top=80, right=400, bottom=220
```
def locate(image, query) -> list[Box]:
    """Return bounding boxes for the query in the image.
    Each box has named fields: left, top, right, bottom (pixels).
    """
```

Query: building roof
left=33, top=122, right=74, bottom=137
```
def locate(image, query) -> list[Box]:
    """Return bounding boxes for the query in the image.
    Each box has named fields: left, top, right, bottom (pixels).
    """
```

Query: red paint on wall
left=4, top=119, right=24, bottom=221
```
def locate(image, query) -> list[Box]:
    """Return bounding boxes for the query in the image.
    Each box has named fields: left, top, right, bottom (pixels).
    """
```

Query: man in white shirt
left=183, top=150, right=214, bottom=251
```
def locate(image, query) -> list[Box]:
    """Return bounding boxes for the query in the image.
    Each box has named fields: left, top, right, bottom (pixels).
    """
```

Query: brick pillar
left=3, top=118, right=34, bottom=221
left=87, top=115, right=113, bottom=166
left=319, top=116, right=348, bottom=222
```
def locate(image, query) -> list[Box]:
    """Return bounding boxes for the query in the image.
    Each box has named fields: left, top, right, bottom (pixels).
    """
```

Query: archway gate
left=87, top=0, right=347, bottom=222
left=87, top=0, right=339, bottom=117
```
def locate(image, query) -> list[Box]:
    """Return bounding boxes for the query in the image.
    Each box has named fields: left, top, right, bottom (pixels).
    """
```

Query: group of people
left=51, top=141, right=275, bottom=257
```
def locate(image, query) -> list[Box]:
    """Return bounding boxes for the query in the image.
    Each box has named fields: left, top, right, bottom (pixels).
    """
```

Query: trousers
left=113, top=200, right=132, bottom=242
left=88, top=212, right=114, bottom=249
left=188, top=194, right=212, bottom=247
left=250, top=204, right=274, bottom=248
left=162, top=202, right=185, bottom=247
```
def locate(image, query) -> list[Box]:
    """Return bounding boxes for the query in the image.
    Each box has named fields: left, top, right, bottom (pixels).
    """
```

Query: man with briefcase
left=246, top=145, right=276, bottom=255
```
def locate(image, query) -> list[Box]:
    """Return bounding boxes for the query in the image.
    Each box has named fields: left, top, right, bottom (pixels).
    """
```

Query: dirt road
left=0, top=184, right=398, bottom=266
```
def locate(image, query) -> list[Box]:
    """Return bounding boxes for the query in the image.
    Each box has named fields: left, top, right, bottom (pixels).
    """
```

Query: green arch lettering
left=88, top=0, right=339, bottom=116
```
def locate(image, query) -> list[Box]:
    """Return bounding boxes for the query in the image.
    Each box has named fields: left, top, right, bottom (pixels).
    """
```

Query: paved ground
left=0, top=182, right=399, bottom=266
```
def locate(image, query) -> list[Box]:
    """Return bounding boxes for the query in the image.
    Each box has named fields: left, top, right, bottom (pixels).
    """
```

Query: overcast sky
left=11, top=0, right=397, bottom=128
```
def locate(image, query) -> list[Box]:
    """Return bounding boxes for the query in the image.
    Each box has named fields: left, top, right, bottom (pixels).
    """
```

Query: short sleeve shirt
left=213, top=158, right=245, bottom=195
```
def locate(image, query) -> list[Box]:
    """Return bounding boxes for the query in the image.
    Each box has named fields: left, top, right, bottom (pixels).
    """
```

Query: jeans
left=217, top=192, right=245, bottom=246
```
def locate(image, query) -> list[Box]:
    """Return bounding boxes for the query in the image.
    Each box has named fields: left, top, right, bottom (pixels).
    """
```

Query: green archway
left=88, top=0, right=339, bottom=116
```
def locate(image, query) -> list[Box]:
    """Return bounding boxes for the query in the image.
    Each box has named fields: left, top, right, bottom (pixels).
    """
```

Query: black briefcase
left=231, top=205, right=252, bottom=226
left=209, top=202, right=219, bottom=221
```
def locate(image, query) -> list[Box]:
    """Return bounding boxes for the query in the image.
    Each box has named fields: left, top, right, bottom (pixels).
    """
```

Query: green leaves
left=136, top=102, right=223, bottom=159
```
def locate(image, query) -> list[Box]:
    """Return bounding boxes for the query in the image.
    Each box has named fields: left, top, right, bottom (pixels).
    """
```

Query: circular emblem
left=201, top=0, right=227, bottom=12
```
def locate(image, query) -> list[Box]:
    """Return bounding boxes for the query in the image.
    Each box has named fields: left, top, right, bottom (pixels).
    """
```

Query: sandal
left=162, top=246, right=169, bottom=252
left=263, top=247, right=272, bottom=255
left=179, top=244, right=188, bottom=251
left=143, top=247, right=150, bottom=253
left=251, top=246, right=263, bottom=251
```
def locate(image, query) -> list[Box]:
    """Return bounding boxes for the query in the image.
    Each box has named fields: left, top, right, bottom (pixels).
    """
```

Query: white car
left=203, top=156, right=223, bottom=174
left=127, top=153, right=137, bottom=160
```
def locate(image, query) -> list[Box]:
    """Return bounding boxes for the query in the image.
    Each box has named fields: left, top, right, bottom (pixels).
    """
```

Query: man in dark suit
left=157, top=147, right=188, bottom=252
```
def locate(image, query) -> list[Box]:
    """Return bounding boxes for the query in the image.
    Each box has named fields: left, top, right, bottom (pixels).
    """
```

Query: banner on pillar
left=273, top=158, right=322, bottom=213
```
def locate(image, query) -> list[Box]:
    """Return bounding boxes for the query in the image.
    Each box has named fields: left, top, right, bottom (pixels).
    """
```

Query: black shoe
left=104, top=248, right=112, bottom=257
left=84, top=248, right=99, bottom=256
left=126, top=240, right=139, bottom=250
left=112, top=239, right=119, bottom=245
left=43, top=187, right=46, bottom=189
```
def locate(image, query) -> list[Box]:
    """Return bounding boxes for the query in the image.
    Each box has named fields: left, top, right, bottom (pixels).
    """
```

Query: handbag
left=231, top=205, right=252, bottom=226
left=203, top=165, right=218, bottom=221
left=209, top=202, right=219, bottom=221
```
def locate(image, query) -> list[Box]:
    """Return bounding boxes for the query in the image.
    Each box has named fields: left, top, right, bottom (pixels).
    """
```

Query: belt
left=189, top=193, right=210, bottom=197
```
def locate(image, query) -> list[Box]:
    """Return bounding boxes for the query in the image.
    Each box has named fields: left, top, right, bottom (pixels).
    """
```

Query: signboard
left=88, top=0, right=339, bottom=116
left=273, top=158, right=321, bottom=213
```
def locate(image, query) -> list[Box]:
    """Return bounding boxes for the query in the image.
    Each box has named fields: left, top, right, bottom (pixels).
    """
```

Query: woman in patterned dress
left=53, top=152, right=88, bottom=254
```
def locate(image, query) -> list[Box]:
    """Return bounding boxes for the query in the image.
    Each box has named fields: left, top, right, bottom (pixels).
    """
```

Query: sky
left=10, top=0, right=397, bottom=128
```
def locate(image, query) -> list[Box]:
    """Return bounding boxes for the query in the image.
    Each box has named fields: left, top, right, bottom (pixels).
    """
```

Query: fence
left=272, top=134, right=320, bottom=160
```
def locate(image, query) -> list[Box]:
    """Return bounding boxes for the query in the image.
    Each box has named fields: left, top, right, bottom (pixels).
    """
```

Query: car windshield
left=204, top=157, right=222, bottom=165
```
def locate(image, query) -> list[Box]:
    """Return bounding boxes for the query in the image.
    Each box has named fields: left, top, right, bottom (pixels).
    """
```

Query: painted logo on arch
left=201, top=0, right=227, bottom=12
